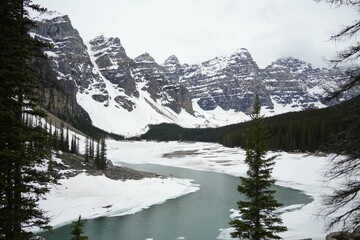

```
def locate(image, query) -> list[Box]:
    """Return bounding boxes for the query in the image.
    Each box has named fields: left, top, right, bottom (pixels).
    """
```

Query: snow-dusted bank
left=38, top=157, right=199, bottom=229
left=107, top=140, right=335, bottom=240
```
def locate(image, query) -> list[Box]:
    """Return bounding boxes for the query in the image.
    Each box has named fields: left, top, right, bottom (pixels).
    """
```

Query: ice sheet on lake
left=38, top=164, right=199, bottom=229
left=106, top=140, right=339, bottom=240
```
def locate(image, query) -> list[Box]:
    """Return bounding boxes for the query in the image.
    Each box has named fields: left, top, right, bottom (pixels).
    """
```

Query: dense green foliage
left=316, top=0, right=360, bottom=232
left=229, top=97, right=287, bottom=239
left=230, top=97, right=287, bottom=240
left=0, top=1, right=56, bottom=239
left=141, top=95, right=360, bottom=153
left=94, top=138, right=107, bottom=170
left=70, top=216, right=88, bottom=240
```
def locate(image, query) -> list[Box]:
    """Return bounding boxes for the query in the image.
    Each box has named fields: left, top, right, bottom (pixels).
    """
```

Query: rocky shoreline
left=52, top=152, right=161, bottom=181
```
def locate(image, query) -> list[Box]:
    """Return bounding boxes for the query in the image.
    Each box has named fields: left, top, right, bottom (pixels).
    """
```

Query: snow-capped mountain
left=177, top=49, right=272, bottom=113
left=32, top=11, right=354, bottom=137
left=170, top=50, right=349, bottom=114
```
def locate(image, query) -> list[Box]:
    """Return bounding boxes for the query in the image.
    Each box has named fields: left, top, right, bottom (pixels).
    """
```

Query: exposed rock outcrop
left=31, top=11, right=356, bottom=136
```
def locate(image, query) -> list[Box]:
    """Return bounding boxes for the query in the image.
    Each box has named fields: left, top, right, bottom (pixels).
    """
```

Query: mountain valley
left=32, top=11, right=357, bottom=137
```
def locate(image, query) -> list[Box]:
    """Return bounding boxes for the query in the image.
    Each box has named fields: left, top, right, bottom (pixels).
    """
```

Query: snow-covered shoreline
left=39, top=140, right=337, bottom=239
left=38, top=165, right=199, bottom=229
left=106, top=140, right=336, bottom=240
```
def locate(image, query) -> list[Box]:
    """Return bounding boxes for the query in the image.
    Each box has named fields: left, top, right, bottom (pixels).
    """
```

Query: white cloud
left=33, top=0, right=358, bottom=68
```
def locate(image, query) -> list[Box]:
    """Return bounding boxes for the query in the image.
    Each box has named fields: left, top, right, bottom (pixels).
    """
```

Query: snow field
left=39, top=165, right=199, bottom=229
left=38, top=138, right=344, bottom=239
left=106, top=140, right=338, bottom=240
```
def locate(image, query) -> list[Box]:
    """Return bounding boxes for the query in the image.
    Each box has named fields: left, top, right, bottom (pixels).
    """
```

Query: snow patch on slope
left=76, top=43, right=255, bottom=137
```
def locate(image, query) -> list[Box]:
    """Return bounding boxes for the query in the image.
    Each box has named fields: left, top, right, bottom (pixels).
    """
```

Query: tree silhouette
left=230, top=96, right=287, bottom=239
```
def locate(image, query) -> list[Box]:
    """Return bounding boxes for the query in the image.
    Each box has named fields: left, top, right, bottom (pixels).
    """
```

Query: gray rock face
left=268, top=58, right=354, bottom=103
left=162, top=55, right=186, bottom=84
left=162, top=50, right=350, bottom=113
left=34, top=13, right=109, bottom=107
left=34, top=11, right=352, bottom=131
left=88, top=35, right=138, bottom=98
left=34, top=13, right=193, bottom=115
left=132, top=53, right=194, bottom=114
left=175, top=49, right=272, bottom=113
left=35, top=15, right=101, bottom=90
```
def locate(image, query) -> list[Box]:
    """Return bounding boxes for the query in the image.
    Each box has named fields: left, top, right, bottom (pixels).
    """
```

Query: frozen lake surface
left=39, top=140, right=335, bottom=239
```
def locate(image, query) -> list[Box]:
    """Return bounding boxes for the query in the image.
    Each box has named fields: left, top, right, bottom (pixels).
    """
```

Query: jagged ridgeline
left=141, top=94, right=360, bottom=153
left=31, top=11, right=358, bottom=138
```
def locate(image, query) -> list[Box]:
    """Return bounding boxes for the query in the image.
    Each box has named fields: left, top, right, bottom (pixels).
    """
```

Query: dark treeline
left=141, top=95, right=360, bottom=153
left=45, top=119, right=108, bottom=171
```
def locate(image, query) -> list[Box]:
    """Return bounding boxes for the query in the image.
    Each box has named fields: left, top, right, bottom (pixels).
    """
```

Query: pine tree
left=84, top=136, right=90, bottom=162
left=90, top=138, right=95, bottom=161
left=70, top=135, right=76, bottom=154
left=316, top=0, right=360, bottom=232
left=76, top=136, right=80, bottom=155
left=60, top=122, right=65, bottom=151
left=53, top=128, right=59, bottom=151
left=0, top=1, right=56, bottom=239
left=229, top=96, right=287, bottom=240
left=99, top=138, right=107, bottom=170
left=70, top=216, right=89, bottom=240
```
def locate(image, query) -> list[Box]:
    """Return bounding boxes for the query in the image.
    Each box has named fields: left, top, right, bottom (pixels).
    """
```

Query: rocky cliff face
left=31, top=12, right=92, bottom=124
left=34, top=13, right=103, bottom=92
left=89, top=35, right=137, bottom=99
left=131, top=53, right=193, bottom=114
left=163, top=50, right=349, bottom=113
left=176, top=49, right=272, bottom=113
left=33, top=12, right=193, bottom=118
left=162, top=55, right=186, bottom=84
left=32, top=11, right=354, bottom=136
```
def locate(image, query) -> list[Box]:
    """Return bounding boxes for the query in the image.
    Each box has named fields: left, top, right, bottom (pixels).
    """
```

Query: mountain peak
left=268, top=57, right=314, bottom=75
left=163, top=55, right=181, bottom=65
left=275, top=57, right=312, bottom=68
left=234, top=48, right=249, bottom=54
left=33, top=10, right=67, bottom=22
left=134, top=53, right=155, bottom=63
left=230, top=48, right=253, bottom=60
left=90, top=35, right=122, bottom=48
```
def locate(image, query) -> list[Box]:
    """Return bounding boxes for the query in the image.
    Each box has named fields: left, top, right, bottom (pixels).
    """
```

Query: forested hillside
left=141, top=95, right=360, bottom=153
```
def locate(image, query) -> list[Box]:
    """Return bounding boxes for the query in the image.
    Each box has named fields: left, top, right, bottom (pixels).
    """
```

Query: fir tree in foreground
left=71, top=216, right=89, bottom=240
left=94, top=138, right=107, bottom=170
left=0, top=0, right=56, bottom=239
left=229, top=96, right=287, bottom=240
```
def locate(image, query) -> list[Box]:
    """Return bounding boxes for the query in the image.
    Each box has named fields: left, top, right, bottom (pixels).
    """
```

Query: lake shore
left=107, top=140, right=335, bottom=240
left=38, top=140, right=337, bottom=239
left=37, top=151, right=200, bottom=229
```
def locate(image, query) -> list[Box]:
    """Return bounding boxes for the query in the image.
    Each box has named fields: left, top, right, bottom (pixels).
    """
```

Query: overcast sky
left=33, top=0, right=358, bottom=68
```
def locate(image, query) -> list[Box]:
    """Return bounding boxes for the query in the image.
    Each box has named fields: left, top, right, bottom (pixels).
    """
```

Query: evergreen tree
left=60, top=122, right=65, bottom=151
left=89, top=138, right=95, bottom=161
left=316, top=0, right=360, bottom=232
left=70, top=135, right=76, bottom=154
left=229, top=96, right=287, bottom=240
left=0, top=1, right=56, bottom=239
left=99, top=138, right=107, bottom=170
left=84, top=136, right=90, bottom=162
left=49, top=119, right=53, bottom=135
left=76, top=136, right=80, bottom=155
left=52, top=128, right=59, bottom=151
left=70, top=216, right=88, bottom=240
